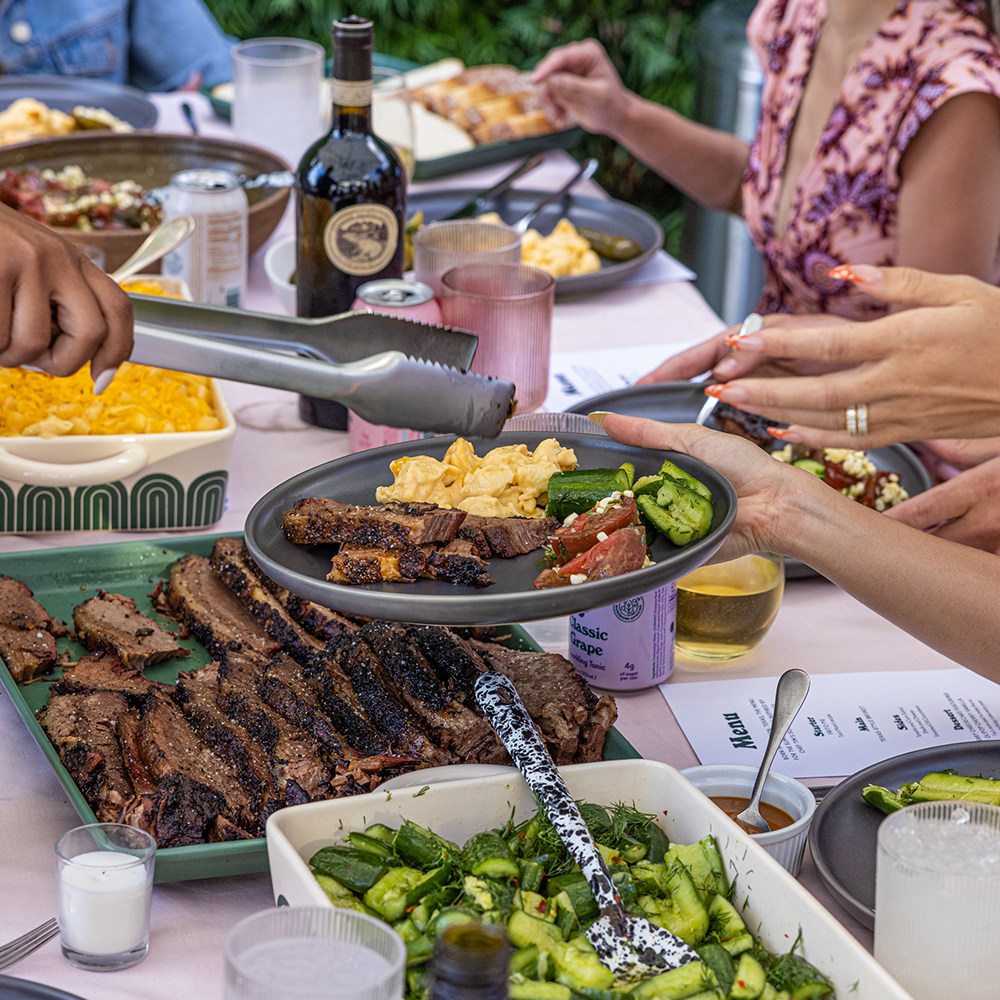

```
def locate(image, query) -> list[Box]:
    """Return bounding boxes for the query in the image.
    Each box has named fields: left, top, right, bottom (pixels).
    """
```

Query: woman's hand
left=635, top=313, right=852, bottom=385
left=592, top=412, right=830, bottom=561
left=531, top=40, right=631, bottom=136
left=0, top=204, right=133, bottom=384
left=705, top=265, right=1000, bottom=448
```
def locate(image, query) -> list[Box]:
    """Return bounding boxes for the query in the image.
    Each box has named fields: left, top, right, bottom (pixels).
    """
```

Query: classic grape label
left=323, top=204, right=399, bottom=276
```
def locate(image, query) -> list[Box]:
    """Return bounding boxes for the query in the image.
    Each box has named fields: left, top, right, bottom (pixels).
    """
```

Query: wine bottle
left=295, top=14, right=406, bottom=429
left=428, top=923, right=511, bottom=1000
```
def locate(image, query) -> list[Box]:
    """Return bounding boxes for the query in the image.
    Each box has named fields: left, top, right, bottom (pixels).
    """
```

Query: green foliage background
left=205, top=0, right=716, bottom=257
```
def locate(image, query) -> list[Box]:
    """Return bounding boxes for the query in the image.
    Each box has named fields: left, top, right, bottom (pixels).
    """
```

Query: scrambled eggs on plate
left=374, top=437, right=577, bottom=518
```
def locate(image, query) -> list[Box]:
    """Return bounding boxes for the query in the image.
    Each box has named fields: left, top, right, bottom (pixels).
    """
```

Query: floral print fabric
left=743, top=0, right=1000, bottom=318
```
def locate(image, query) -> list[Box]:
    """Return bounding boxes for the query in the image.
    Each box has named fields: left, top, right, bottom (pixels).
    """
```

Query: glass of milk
left=224, top=907, right=406, bottom=999
left=55, top=823, right=156, bottom=971
left=874, top=801, right=1000, bottom=1000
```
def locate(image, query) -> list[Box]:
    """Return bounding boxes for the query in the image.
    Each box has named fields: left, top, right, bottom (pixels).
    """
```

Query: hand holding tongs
left=127, top=296, right=516, bottom=438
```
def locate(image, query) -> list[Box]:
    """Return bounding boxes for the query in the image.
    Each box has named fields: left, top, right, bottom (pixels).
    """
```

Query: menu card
left=660, top=668, right=1000, bottom=781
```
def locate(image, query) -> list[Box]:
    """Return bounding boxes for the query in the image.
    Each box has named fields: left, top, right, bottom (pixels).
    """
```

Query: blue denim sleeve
left=0, top=0, right=233, bottom=91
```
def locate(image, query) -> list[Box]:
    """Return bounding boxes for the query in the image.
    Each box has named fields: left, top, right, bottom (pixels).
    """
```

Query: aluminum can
left=569, top=583, right=677, bottom=690
left=350, top=279, right=442, bottom=324
left=162, top=169, right=248, bottom=307
left=347, top=280, right=439, bottom=451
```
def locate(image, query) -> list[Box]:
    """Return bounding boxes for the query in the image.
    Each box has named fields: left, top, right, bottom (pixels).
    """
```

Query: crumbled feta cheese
left=610, top=491, right=622, bottom=500
left=596, top=531, right=608, bottom=543
left=825, top=448, right=876, bottom=478
left=875, top=480, right=910, bottom=511
left=623, top=489, right=634, bottom=498
left=569, top=573, right=587, bottom=585
left=562, top=512, right=578, bottom=526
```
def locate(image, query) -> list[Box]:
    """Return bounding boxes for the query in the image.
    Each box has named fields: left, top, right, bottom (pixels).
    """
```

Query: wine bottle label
left=323, top=204, right=399, bottom=276
left=330, top=78, right=372, bottom=107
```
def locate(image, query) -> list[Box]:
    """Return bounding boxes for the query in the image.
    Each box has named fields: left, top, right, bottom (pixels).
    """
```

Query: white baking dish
left=0, top=379, right=234, bottom=532
left=267, top=759, right=913, bottom=1000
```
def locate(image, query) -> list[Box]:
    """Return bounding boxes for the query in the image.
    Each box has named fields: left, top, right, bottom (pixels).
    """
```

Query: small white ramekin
left=263, top=234, right=296, bottom=314
left=680, top=763, right=816, bottom=877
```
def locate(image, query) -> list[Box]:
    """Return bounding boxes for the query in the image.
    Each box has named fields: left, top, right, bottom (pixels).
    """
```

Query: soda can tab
left=569, top=583, right=676, bottom=691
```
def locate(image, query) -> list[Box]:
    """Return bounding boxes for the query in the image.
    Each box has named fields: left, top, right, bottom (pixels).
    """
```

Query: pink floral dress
left=743, top=0, right=1000, bottom=319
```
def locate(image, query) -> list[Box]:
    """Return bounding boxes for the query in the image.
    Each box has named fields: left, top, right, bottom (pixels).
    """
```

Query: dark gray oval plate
left=809, top=740, right=1000, bottom=929
left=407, top=189, right=664, bottom=297
left=244, top=430, right=736, bottom=626
left=566, top=382, right=933, bottom=578
left=0, top=74, right=157, bottom=129
left=0, top=976, right=88, bottom=1000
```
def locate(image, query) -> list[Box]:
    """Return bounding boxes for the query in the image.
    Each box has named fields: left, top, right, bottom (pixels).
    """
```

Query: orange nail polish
left=768, top=427, right=803, bottom=443
left=704, top=384, right=726, bottom=399
left=724, top=333, right=739, bottom=347
left=828, top=265, right=859, bottom=282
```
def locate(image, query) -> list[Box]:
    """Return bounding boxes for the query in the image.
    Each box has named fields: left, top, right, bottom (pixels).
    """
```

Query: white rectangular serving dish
left=267, top=759, right=914, bottom=1000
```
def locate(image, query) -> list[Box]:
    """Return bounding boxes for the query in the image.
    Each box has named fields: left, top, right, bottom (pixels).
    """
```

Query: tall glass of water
left=874, top=801, right=1000, bottom=1000
left=224, top=907, right=405, bottom=1000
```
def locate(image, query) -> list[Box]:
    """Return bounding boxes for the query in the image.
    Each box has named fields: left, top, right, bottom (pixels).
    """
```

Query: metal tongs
left=127, top=295, right=516, bottom=437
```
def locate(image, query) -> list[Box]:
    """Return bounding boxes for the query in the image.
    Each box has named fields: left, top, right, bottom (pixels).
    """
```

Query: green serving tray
left=0, top=533, right=639, bottom=883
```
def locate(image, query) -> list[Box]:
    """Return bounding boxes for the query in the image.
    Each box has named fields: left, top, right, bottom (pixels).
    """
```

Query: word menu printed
left=660, top=668, right=1000, bottom=781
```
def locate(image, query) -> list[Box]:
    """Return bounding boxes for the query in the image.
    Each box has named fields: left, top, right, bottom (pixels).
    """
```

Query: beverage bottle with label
left=427, top=923, right=510, bottom=1000
left=295, top=14, right=406, bottom=429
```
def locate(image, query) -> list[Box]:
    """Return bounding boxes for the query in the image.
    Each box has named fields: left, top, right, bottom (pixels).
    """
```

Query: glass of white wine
left=673, top=551, right=784, bottom=667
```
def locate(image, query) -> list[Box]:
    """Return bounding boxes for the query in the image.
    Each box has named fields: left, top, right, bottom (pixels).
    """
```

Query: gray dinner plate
left=407, top=189, right=664, bottom=297
left=0, top=74, right=157, bottom=129
left=809, top=741, right=1000, bottom=928
left=566, top=382, right=933, bottom=578
left=244, top=430, right=736, bottom=626
left=0, top=976, right=88, bottom=1000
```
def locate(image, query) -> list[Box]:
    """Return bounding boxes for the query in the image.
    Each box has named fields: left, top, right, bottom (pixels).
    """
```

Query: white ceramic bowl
left=263, top=234, right=296, bottom=314
left=266, top=760, right=912, bottom=1000
left=680, top=763, right=816, bottom=877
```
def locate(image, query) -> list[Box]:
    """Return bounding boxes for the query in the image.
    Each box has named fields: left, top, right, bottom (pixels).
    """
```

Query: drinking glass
left=413, top=220, right=521, bottom=299
left=232, top=38, right=325, bottom=164
left=224, top=906, right=406, bottom=1000
left=874, top=801, right=1000, bottom=1000
left=674, top=552, right=784, bottom=665
left=440, top=262, right=554, bottom=413
left=55, top=823, right=156, bottom=971
left=371, top=67, right=416, bottom=181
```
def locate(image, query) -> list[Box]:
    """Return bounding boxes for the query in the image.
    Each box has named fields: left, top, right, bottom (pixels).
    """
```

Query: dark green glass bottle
left=428, top=924, right=511, bottom=1000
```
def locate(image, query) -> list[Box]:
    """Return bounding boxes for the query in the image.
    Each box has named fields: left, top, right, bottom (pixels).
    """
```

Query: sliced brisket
left=283, top=498, right=466, bottom=548
left=327, top=546, right=428, bottom=585
left=0, top=574, right=68, bottom=683
left=457, top=515, right=559, bottom=558
left=53, top=652, right=172, bottom=698
left=422, top=541, right=493, bottom=588
left=73, top=590, right=190, bottom=670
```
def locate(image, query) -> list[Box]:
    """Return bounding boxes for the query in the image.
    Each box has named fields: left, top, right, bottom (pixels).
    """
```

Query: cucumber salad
left=308, top=801, right=833, bottom=1000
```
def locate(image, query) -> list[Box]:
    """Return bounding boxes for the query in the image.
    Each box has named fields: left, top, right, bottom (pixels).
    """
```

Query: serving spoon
left=475, top=671, right=699, bottom=987
left=735, top=668, right=811, bottom=833
left=110, top=214, right=196, bottom=284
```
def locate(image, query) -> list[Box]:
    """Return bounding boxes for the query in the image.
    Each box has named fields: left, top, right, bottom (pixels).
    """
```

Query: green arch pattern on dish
left=186, top=471, right=228, bottom=527
left=74, top=482, right=129, bottom=530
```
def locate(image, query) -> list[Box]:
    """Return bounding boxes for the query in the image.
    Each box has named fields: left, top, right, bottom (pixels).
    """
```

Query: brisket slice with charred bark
left=328, top=546, right=429, bottom=585
left=319, top=634, right=454, bottom=765
left=283, top=498, right=467, bottom=548
left=410, top=626, right=491, bottom=704
left=359, top=622, right=507, bottom=764
left=73, top=590, right=190, bottom=670
left=210, top=538, right=326, bottom=665
left=54, top=652, right=173, bottom=698
left=38, top=691, right=135, bottom=823
left=162, top=555, right=281, bottom=667
left=0, top=574, right=69, bottom=683
left=422, top=541, right=493, bottom=588
left=470, top=641, right=617, bottom=764
left=457, top=515, right=560, bottom=559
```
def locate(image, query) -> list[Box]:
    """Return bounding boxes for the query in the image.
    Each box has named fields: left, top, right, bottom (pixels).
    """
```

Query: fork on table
left=0, top=918, right=59, bottom=971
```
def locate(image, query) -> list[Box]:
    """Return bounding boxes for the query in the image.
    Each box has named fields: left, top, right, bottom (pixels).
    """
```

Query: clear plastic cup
left=413, top=220, right=521, bottom=299
left=440, top=262, right=554, bottom=413
left=224, top=907, right=406, bottom=1000
left=231, top=38, right=325, bottom=164
left=874, top=801, right=1000, bottom=1000
left=55, top=823, right=156, bottom=971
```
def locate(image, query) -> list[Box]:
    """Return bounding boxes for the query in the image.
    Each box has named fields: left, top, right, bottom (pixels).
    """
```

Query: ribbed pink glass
left=412, top=220, right=521, bottom=299
left=440, top=262, right=554, bottom=412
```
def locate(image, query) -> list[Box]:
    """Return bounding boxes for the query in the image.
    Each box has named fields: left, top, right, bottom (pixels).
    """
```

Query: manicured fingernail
left=705, top=384, right=747, bottom=403
left=726, top=333, right=763, bottom=351
left=769, top=427, right=803, bottom=443
left=93, top=367, right=118, bottom=396
left=21, top=364, right=45, bottom=373
left=829, top=263, right=881, bottom=283
left=713, top=357, right=739, bottom=377
left=587, top=411, right=610, bottom=427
